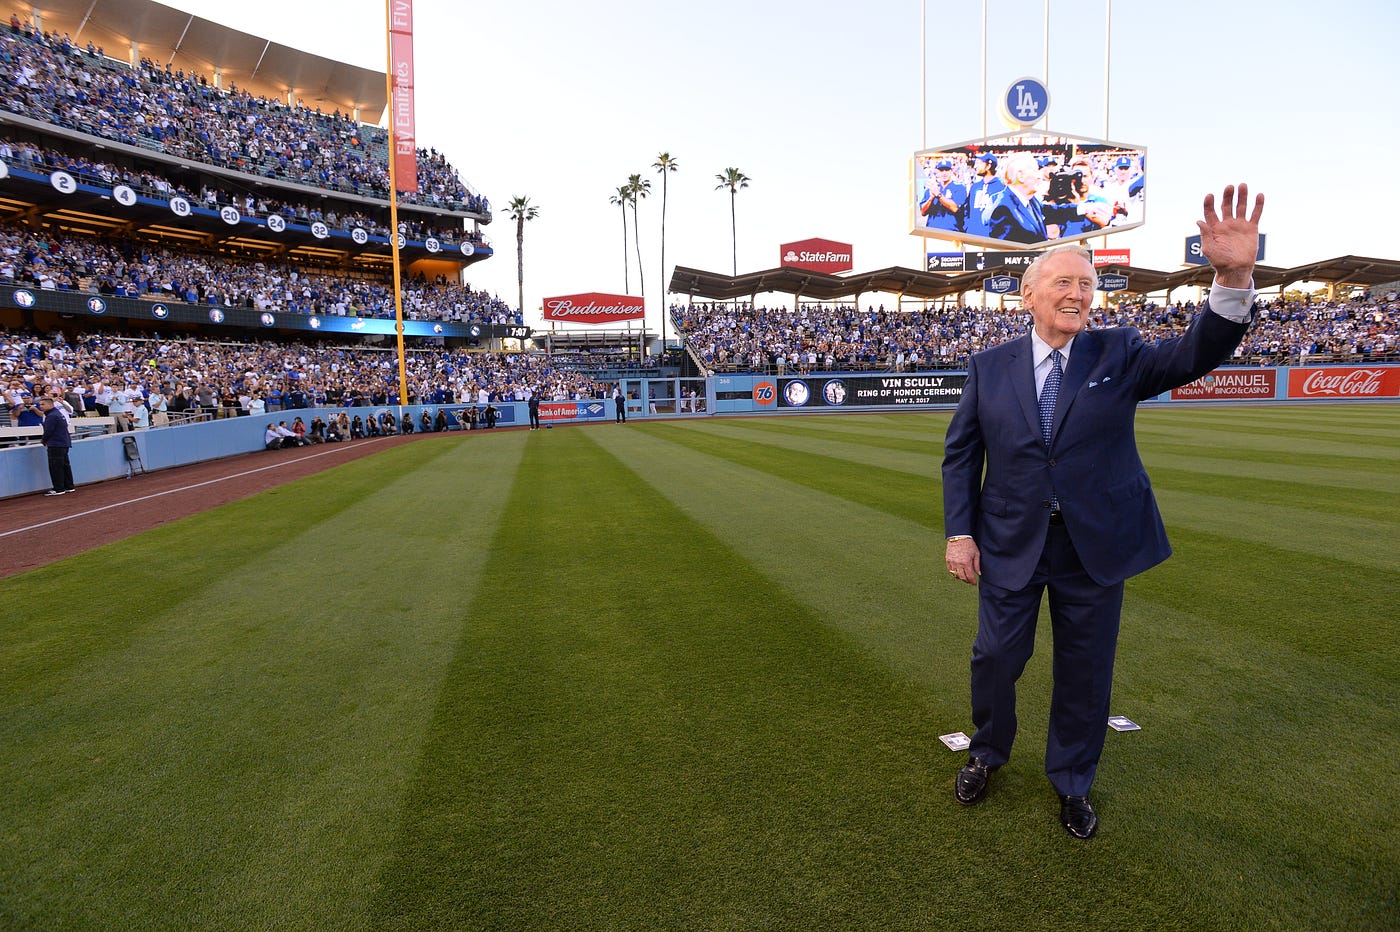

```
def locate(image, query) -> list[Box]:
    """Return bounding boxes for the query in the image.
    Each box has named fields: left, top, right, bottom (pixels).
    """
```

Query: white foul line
left=1, top=439, right=388, bottom=540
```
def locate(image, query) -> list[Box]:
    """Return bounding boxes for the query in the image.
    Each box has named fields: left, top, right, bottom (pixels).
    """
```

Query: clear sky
left=162, top=0, right=1400, bottom=332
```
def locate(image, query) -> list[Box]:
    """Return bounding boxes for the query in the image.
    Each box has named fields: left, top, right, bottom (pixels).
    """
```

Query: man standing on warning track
left=39, top=395, right=77, bottom=496
left=941, top=183, right=1264, bottom=839
left=613, top=384, right=627, bottom=423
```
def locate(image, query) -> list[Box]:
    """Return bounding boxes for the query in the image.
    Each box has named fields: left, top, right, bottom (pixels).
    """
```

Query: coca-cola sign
left=780, top=237, right=854, bottom=274
left=1287, top=366, right=1400, bottom=399
left=1171, top=369, right=1276, bottom=401
left=542, top=292, right=645, bottom=324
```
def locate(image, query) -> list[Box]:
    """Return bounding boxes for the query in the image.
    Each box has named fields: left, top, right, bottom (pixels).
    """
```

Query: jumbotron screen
left=911, top=132, right=1146, bottom=250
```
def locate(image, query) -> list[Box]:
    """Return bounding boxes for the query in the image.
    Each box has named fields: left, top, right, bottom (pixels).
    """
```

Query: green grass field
left=2, top=406, right=1396, bottom=930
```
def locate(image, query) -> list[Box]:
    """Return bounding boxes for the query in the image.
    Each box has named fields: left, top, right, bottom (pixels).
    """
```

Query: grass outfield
left=1, top=406, right=1396, bottom=929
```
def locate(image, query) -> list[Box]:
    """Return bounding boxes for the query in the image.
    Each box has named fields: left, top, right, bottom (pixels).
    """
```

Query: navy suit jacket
left=987, top=190, right=1047, bottom=244
left=942, top=306, right=1252, bottom=590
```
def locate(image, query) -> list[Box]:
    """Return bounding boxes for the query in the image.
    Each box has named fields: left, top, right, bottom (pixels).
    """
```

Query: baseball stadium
left=1, top=0, right=1396, bottom=928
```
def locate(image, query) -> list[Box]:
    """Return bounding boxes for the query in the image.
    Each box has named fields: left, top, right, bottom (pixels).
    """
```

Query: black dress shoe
left=954, top=756, right=995, bottom=806
left=1058, top=794, right=1098, bottom=839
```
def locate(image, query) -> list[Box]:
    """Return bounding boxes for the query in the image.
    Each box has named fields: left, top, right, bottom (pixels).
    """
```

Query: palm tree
left=504, top=196, right=538, bottom=319
left=608, top=184, right=631, bottom=293
left=626, top=173, right=651, bottom=298
left=652, top=151, right=679, bottom=347
left=715, top=167, right=750, bottom=276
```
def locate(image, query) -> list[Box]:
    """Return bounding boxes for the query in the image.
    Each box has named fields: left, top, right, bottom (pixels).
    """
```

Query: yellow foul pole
left=385, top=1, right=409, bottom=406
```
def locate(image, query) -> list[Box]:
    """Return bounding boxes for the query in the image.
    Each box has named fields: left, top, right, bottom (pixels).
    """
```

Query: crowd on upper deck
left=0, top=222, right=518, bottom=324
left=0, top=15, right=488, bottom=213
left=673, top=294, right=1399, bottom=373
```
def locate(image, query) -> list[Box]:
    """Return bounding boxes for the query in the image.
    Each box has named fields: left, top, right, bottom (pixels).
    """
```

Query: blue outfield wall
left=708, top=364, right=1400, bottom=413
left=5, top=365, right=1395, bottom=498
left=1, top=402, right=604, bottom=499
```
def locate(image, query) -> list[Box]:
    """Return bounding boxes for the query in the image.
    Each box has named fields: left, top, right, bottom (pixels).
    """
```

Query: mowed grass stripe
left=1139, top=410, right=1399, bottom=572
left=0, top=437, right=436, bottom=697
left=1141, top=405, right=1400, bottom=443
left=684, top=417, right=941, bottom=469
left=368, top=428, right=1008, bottom=929
left=0, top=435, right=525, bottom=930
left=1141, top=449, right=1398, bottom=494
left=595, top=422, right=969, bottom=689
left=715, top=414, right=943, bottom=455
left=1140, top=513, right=1398, bottom=674
left=1139, top=440, right=1397, bottom=473
left=1146, top=465, right=1399, bottom=522
left=646, top=421, right=941, bottom=530
left=1137, top=420, right=1400, bottom=460
left=1099, top=595, right=1396, bottom=929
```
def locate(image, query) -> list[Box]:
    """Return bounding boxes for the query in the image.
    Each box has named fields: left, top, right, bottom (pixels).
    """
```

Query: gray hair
left=1023, top=244, right=1095, bottom=291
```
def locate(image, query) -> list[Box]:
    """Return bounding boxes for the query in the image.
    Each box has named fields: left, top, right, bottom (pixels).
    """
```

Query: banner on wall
left=540, top=401, right=607, bottom=421
left=1286, top=366, right=1400, bottom=399
left=777, top=374, right=968, bottom=408
left=389, top=1, right=417, bottom=192
left=780, top=238, right=854, bottom=274
left=1170, top=369, right=1276, bottom=400
left=542, top=293, right=645, bottom=324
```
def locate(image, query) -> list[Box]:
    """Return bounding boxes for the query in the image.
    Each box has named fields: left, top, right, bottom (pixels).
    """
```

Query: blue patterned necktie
left=1039, top=349, right=1063, bottom=446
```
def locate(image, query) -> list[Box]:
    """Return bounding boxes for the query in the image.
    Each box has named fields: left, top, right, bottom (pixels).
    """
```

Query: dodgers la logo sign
left=1001, top=77, right=1049, bottom=128
left=983, top=275, right=1020, bottom=295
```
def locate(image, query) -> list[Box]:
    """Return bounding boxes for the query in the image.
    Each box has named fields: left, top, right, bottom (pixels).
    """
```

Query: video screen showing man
left=961, top=152, right=1005, bottom=239
left=1042, top=159, right=1114, bottom=239
left=1096, top=153, right=1145, bottom=226
left=912, top=135, right=1146, bottom=248
left=918, top=158, right=967, bottom=233
left=985, top=153, right=1048, bottom=244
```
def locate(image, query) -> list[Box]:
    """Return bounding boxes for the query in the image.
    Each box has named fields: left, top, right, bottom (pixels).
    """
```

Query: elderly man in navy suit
left=986, top=152, right=1049, bottom=244
left=942, top=184, right=1264, bottom=838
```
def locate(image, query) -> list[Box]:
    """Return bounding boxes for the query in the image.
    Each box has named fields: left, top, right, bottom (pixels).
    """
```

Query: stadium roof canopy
left=669, top=265, right=994, bottom=303
left=1261, top=256, right=1400, bottom=289
left=19, top=0, right=387, bottom=120
left=670, top=256, right=1400, bottom=303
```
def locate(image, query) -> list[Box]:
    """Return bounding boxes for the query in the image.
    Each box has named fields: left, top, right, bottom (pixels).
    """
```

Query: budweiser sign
left=542, top=292, right=645, bottom=324
left=1287, top=366, right=1400, bottom=399
left=1171, top=369, right=1276, bottom=401
left=780, top=237, right=854, bottom=274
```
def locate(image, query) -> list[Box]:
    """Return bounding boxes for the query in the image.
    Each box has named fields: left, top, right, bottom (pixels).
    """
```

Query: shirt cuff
left=1208, top=278, right=1256, bottom=323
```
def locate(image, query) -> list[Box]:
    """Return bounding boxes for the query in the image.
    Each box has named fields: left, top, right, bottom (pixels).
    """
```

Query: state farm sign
left=1171, top=368, right=1275, bottom=401
left=780, top=237, right=853, bottom=274
left=1287, top=366, right=1400, bottom=399
left=542, top=292, right=645, bottom=324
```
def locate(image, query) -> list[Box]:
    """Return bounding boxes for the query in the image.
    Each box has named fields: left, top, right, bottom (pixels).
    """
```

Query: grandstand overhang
left=669, top=258, right=1400, bottom=303
left=17, top=0, right=388, bottom=119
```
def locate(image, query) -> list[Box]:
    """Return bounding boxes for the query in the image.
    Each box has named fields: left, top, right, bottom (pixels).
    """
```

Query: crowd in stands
left=1, top=16, right=489, bottom=214
left=673, top=295, right=1400, bottom=372
left=0, top=136, right=485, bottom=248
left=2, top=328, right=610, bottom=431
left=0, top=223, right=519, bottom=324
